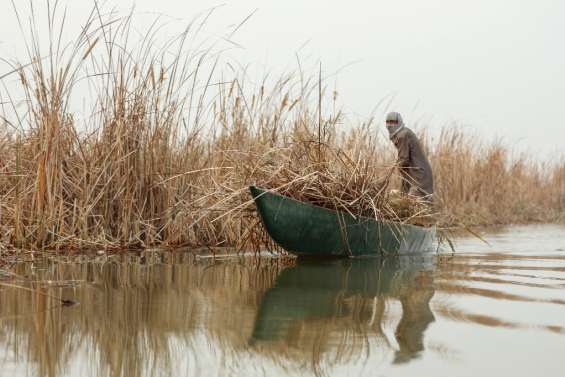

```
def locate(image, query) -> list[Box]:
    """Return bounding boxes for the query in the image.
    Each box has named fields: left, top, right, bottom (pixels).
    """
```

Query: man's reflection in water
left=394, top=272, right=435, bottom=363
left=251, top=256, right=435, bottom=364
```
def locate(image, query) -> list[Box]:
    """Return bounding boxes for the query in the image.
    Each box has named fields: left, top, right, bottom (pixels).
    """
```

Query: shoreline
left=2, top=221, right=563, bottom=264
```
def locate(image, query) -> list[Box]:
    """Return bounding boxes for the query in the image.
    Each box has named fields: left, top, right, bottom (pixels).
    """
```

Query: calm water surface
left=1, top=224, right=564, bottom=377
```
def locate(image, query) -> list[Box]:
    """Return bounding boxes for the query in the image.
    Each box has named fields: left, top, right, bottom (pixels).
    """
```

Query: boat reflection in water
left=251, top=256, right=436, bottom=365
left=1, top=252, right=438, bottom=377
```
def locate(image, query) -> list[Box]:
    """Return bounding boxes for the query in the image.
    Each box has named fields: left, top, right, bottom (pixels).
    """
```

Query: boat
left=249, top=186, right=436, bottom=257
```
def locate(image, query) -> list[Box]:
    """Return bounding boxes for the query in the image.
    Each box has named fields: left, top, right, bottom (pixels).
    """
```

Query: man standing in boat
left=386, top=112, right=434, bottom=202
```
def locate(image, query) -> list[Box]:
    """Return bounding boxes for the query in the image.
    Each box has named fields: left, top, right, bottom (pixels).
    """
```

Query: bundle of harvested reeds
left=250, top=142, right=438, bottom=226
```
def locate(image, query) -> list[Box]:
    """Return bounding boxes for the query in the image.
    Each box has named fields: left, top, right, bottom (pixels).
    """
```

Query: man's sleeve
left=400, top=170, right=411, bottom=194
left=395, top=135, right=411, bottom=167
left=394, top=134, right=412, bottom=194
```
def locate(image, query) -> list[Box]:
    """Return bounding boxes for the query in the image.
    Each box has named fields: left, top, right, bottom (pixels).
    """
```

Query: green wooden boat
left=250, top=186, right=436, bottom=257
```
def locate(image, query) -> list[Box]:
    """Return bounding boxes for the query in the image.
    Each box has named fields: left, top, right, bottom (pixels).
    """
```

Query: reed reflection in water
left=0, top=253, right=287, bottom=377
left=1, top=226, right=565, bottom=377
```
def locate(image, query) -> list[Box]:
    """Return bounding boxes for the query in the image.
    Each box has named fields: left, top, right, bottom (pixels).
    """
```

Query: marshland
left=1, top=2, right=565, bottom=377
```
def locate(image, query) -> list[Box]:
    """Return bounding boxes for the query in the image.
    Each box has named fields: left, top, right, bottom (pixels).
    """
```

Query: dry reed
left=0, top=3, right=563, bottom=253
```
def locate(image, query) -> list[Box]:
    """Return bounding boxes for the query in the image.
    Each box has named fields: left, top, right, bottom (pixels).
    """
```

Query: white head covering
left=385, top=112, right=405, bottom=138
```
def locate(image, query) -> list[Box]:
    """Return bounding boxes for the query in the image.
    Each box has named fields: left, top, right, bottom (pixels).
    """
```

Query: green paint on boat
left=250, top=186, right=436, bottom=257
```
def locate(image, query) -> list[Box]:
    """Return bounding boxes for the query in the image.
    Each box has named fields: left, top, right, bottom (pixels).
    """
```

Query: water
left=1, top=224, right=564, bottom=377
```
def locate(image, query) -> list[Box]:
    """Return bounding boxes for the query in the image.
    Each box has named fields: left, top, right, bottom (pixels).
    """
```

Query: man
left=386, top=112, right=434, bottom=202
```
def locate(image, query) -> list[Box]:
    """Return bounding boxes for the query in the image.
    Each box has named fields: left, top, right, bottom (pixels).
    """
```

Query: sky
left=0, top=0, right=563, bottom=156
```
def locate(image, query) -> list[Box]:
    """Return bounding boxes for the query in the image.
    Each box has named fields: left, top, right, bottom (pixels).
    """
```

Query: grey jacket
left=391, top=127, right=434, bottom=199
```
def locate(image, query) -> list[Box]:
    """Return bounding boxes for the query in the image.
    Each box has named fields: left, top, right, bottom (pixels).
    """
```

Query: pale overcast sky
left=0, top=0, right=563, bottom=156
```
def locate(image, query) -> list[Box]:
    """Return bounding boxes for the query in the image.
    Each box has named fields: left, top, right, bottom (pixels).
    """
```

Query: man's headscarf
left=385, top=112, right=405, bottom=139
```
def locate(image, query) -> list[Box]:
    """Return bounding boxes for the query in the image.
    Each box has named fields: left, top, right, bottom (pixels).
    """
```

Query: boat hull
left=250, top=186, right=435, bottom=257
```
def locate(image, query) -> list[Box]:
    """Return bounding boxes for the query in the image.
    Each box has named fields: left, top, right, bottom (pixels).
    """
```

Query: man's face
left=386, top=120, right=399, bottom=133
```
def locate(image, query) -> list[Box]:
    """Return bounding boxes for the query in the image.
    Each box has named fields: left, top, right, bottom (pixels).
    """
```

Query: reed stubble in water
left=0, top=3, right=563, bottom=252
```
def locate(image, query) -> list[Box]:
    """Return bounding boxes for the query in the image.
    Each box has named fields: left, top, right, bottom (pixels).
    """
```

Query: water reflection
left=251, top=257, right=435, bottom=364
left=2, top=226, right=565, bottom=377
left=0, top=253, right=437, bottom=377
left=0, top=253, right=287, bottom=377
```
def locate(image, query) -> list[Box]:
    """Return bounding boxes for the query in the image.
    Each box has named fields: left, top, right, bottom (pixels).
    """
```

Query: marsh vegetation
left=0, top=3, right=563, bottom=253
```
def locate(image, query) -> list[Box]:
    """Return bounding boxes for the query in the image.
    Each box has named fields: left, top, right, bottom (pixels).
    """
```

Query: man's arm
left=400, top=171, right=411, bottom=194
left=394, top=135, right=412, bottom=194
left=395, top=135, right=411, bottom=167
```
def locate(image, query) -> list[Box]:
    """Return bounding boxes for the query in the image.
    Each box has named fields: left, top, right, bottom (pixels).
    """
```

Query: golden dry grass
left=0, top=4, right=563, bottom=252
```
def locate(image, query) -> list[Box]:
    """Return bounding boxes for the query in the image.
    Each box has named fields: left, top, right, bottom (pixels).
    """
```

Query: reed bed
left=0, top=4, right=563, bottom=252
